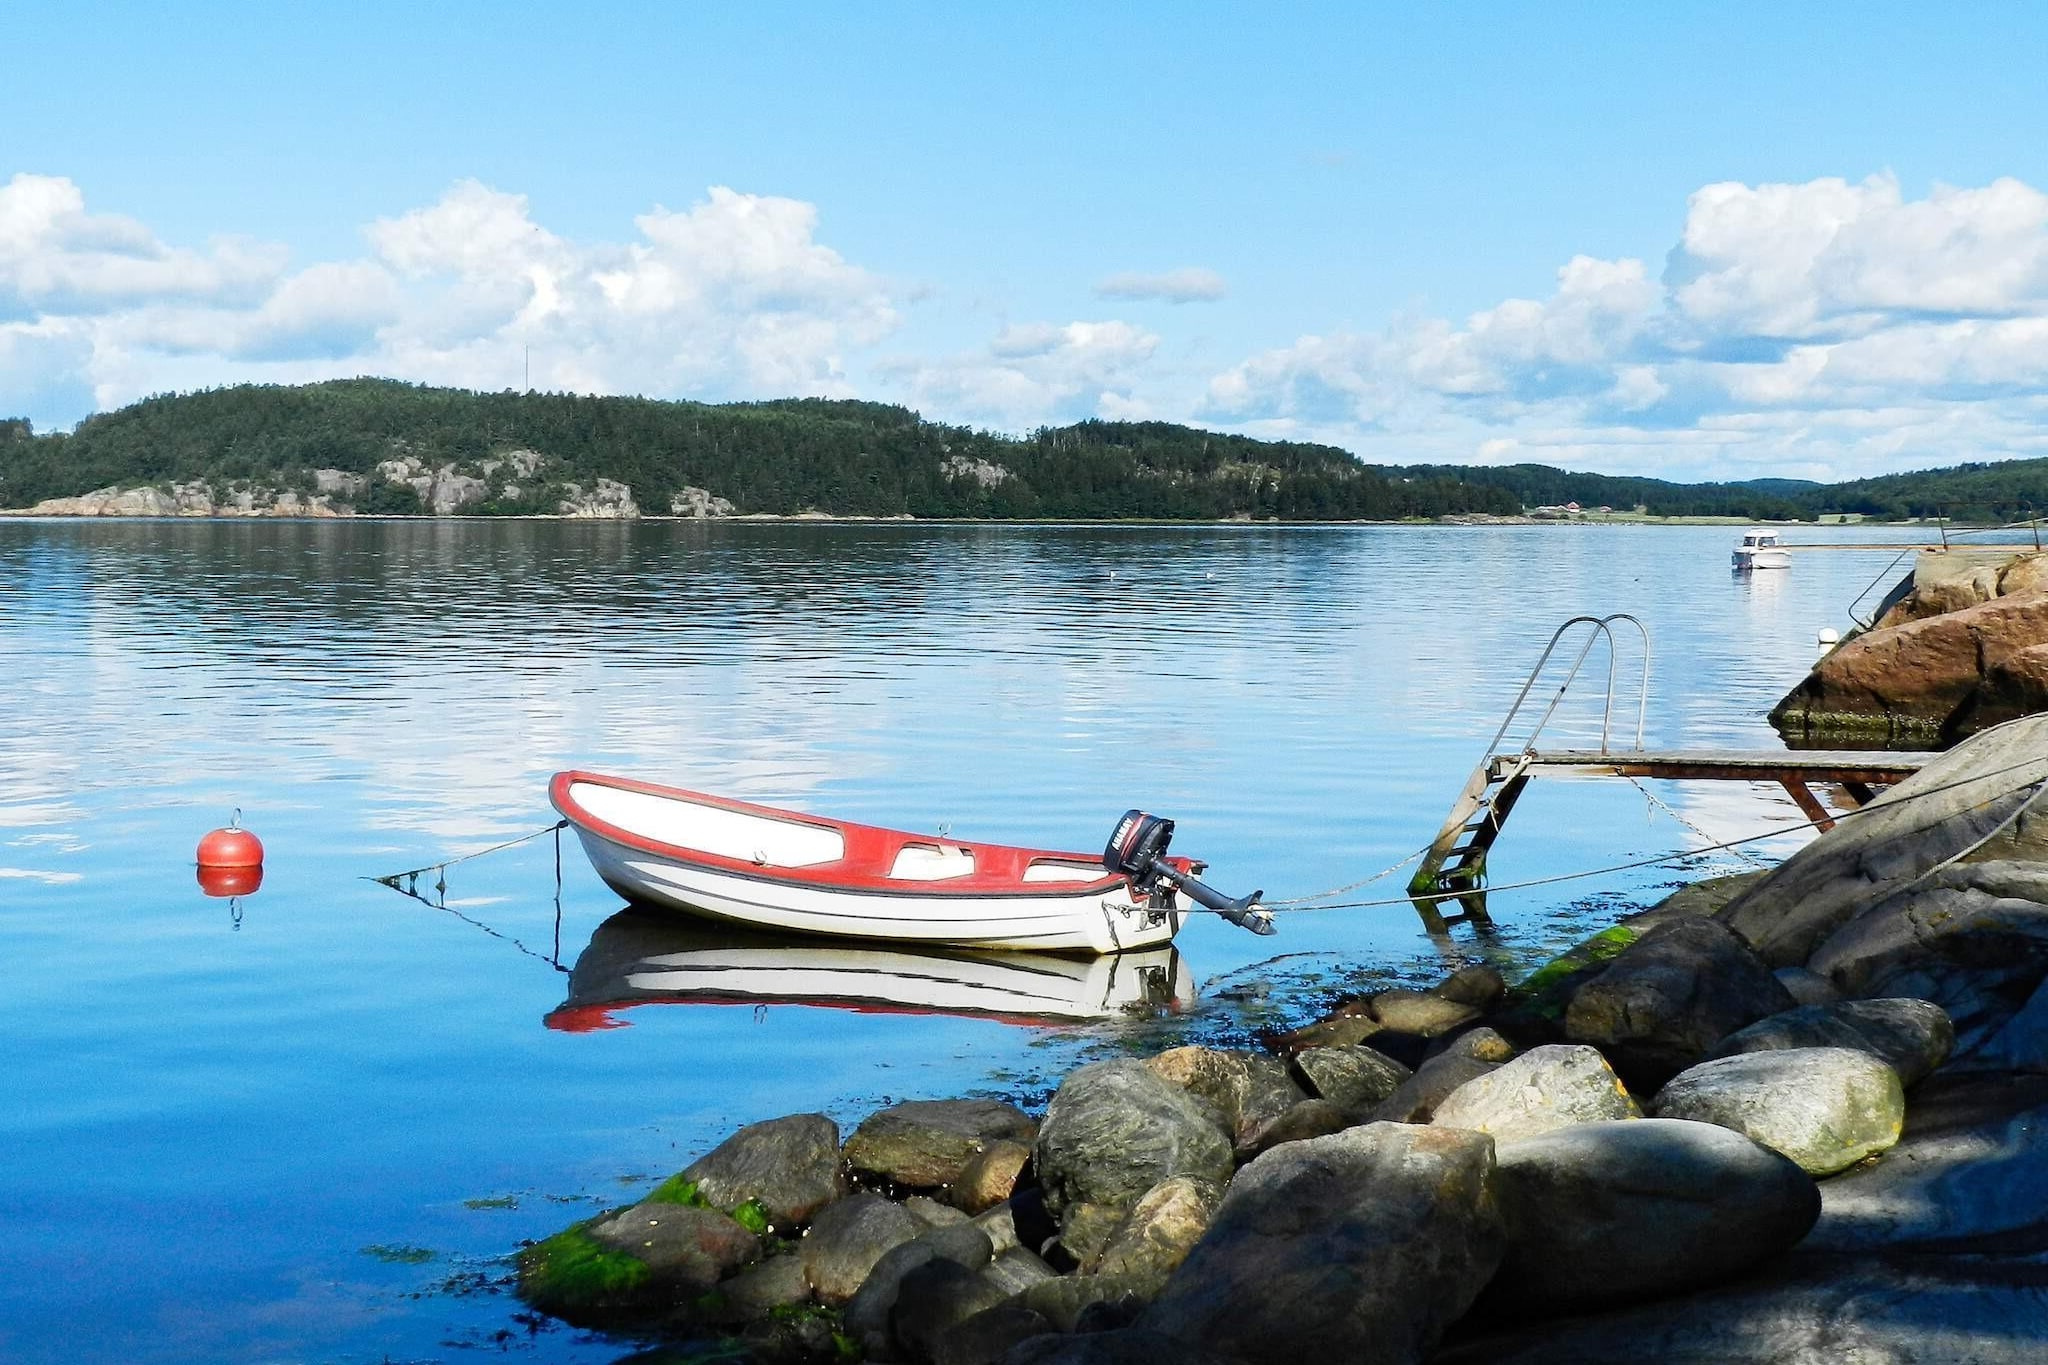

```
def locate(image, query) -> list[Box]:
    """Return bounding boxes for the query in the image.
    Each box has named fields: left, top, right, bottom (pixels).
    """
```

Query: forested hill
left=0, top=380, right=1517, bottom=520
left=7, top=379, right=2048, bottom=522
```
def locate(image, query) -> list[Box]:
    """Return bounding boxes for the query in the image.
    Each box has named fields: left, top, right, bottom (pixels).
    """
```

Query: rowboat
left=544, top=909, right=1196, bottom=1031
left=549, top=771, right=1195, bottom=954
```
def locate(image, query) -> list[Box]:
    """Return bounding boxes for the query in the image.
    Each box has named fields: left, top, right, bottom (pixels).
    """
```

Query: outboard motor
left=1104, top=810, right=1275, bottom=936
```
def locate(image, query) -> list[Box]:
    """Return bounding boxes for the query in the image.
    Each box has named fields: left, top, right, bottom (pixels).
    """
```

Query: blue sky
left=8, top=2, right=2048, bottom=480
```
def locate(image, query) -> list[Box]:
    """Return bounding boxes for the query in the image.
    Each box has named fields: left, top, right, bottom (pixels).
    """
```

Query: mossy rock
left=517, top=1222, right=657, bottom=1320
left=645, top=1176, right=773, bottom=1233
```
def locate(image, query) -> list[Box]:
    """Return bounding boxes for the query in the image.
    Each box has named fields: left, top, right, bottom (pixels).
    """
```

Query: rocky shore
left=1774, top=547, right=2048, bottom=744
left=513, top=715, right=2048, bottom=1364
left=1, top=451, right=731, bottom=520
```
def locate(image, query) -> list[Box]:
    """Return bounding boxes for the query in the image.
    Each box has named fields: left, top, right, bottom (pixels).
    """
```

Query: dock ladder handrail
left=1410, top=614, right=1651, bottom=906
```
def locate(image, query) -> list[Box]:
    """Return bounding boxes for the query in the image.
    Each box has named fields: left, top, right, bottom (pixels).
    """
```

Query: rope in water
left=370, top=818, right=570, bottom=893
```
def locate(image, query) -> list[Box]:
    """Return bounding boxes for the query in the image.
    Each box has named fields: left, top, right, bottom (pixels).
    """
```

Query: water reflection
left=546, top=907, right=1196, bottom=1029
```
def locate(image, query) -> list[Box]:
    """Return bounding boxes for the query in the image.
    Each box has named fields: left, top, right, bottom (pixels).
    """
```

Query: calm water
left=0, top=519, right=1940, bottom=1362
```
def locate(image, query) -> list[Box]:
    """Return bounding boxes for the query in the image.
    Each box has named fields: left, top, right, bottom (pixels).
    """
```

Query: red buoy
left=197, top=814, right=264, bottom=869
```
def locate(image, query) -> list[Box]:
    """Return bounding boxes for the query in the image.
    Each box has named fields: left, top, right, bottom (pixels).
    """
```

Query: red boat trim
left=550, top=770, right=1189, bottom=902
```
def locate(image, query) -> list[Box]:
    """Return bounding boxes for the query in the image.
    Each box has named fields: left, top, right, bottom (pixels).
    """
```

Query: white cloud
left=0, top=172, right=282, bottom=319
left=886, top=320, right=1162, bottom=429
left=1094, top=267, right=1228, bottom=304
left=20, top=170, right=2048, bottom=483
left=4, top=176, right=899, bottom=424
left=1200, top=174, right=2048, bottom=480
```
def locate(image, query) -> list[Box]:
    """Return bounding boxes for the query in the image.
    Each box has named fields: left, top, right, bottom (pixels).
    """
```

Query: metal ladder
left=1410, top=615, right=1651, bottom=911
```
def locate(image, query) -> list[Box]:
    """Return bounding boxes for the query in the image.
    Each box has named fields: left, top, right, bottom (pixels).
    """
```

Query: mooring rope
left=1232, top=752, right=2048, bottom=916
left=1262, top=843, right=1434, bottom=906
left=370, top=818, right=570, bottom=895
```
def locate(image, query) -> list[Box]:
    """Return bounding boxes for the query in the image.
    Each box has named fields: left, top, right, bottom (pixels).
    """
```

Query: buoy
left=1818, top=627, right=1841, bottom=651
left=197, top=812, right=264, bottom=869
left=196, top=862, right=263, bottom=898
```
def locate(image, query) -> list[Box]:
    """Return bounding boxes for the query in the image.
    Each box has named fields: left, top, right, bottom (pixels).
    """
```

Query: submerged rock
left=1564, top=919, right=1795, bottom=1087
left=1710, top=999, right=1955, bottom=1086
left=1652, top=1048, right=1906, bottom=1176
left=1431, top=1044, right=1641, bottom=1142
left=1140, top=1123, right=1505, bottom=1365
left=1481, top=1118, right=1819, bottom=1314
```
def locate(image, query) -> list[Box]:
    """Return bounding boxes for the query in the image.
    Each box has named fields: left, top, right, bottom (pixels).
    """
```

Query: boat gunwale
left=549, top=769, right=1143, bottom=900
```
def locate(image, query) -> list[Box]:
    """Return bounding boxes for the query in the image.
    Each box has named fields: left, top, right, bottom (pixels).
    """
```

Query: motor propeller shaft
left=1102, top=810, right=1276, bottom=936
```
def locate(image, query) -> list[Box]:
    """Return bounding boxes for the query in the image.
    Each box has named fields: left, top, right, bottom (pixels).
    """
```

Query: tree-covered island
left=5, top=378, right=2048, bottom=523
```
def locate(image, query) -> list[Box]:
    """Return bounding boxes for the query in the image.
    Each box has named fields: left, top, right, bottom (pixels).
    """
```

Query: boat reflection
left=546, top=907, right=1197, bottom=1031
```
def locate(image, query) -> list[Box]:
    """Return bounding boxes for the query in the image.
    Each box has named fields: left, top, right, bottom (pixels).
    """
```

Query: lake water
left=0, top=518, right=1946, bottom=1363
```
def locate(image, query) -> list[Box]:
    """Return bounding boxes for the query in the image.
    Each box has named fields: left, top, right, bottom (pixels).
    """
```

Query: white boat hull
left=1732, top=548, right=1792, bottom=570
left=572, top=825, right=1178, bottom=954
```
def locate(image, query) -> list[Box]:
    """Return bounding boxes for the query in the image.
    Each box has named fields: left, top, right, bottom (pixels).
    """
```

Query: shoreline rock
left=504, top=717, right=2048, bottom=1363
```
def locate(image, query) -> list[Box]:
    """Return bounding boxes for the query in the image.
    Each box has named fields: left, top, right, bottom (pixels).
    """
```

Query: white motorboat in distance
left=549, top=771, right=1198, bottom=954
left=1732, top=529, right=1792, bottom=570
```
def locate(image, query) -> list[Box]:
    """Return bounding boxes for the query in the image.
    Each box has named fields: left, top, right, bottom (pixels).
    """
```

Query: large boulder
left=1139, top=1123, right=1505, bottom=1365
left=844, top=1098, right=1039, bottom=1191
left=1808, top=1072, right=2048, bottom=1253
left=1564, top=919, right=1795, bottom=1087
left=680, top=1111, right=845, bottom=1227
left=1144, top=1046, right=1306, bottom=1147
left=1481, top=1118, right=1819, bottom=1314
left=1806, top=861, right=2048, bottom=1068
left=1770, top=580, right=2048, bottom=742
left=1431, top=1044, right=1641, bottom=1142
left=1034, top=1060, right=1235, bottom=1236
left=801, top=1192, right=924, bottom=1304
left=1292, top=1043, right=1410, bottom=1121
left=1651, top=1048, right=1905, bottom=1176
left=1718, top=714, right=2048, bottom=966
left=583, top=1200, right=761, bottom=1292
left=518, top=1202, right=760, bottom=1323
left=1436, top=1247, right=2048, bottom=1365
left=1709, top=999, right=1955, bottom=1086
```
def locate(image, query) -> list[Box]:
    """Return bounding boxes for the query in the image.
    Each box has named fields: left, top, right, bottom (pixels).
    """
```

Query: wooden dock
left=1410, top=746, right=1939, bottom=921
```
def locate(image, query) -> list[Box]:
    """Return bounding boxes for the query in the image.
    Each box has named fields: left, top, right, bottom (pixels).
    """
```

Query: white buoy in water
left=1818, top=626, right=1841, bottom=652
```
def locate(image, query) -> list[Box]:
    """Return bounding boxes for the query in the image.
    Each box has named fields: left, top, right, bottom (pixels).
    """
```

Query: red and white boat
left=549, top=771, right=1197, bottom=955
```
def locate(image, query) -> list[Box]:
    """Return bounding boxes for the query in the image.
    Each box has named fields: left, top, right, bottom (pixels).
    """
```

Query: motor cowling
left=1103, top=809, right=1274, bottom=935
